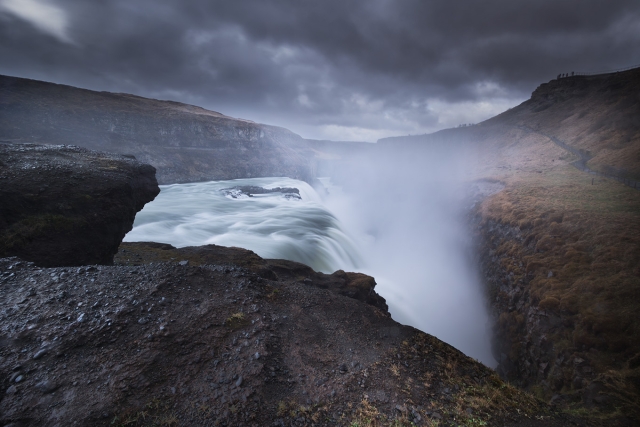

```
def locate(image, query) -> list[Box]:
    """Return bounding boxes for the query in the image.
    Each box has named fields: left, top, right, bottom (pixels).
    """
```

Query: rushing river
left=125, top=176, right=495, bottom=367
left=124, top=177, right=362, bottom=273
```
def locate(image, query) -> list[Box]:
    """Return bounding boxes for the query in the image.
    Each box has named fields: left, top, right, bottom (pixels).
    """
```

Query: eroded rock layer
left=0, top=75, right=315, bottom=184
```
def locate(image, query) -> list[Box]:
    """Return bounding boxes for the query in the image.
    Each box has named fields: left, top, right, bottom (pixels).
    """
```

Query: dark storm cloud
left=1, top=0, right=639, bottom=140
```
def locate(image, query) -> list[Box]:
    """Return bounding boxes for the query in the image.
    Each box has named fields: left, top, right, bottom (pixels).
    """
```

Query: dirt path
left=518, top=125, right=640, bottom=191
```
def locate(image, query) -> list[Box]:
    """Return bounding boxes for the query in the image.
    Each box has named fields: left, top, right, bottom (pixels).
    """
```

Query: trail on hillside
left=519, top=125, right=640, bottom=191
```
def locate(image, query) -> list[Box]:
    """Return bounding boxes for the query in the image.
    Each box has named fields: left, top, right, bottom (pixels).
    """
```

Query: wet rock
left=221, top=186, right=301, bottom=199
left=116, top=242, right=390, bottom=314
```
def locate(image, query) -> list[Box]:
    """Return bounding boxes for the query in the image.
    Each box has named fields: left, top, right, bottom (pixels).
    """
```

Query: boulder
left=0, top=143, right=159, bottom=266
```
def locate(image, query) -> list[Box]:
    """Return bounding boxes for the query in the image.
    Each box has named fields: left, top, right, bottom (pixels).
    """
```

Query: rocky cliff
left=0, top=250, right=571, bottom=427
left=116, top=242, right=389, bottom=313
left=471, top=71, right=640, bottom=422
left=0, top=75, right=315, bottom=184
left=326, top=68, right=640, bottom=423
left=473, top=184, right=640, bottom=422
left=0, top=143, right=159, bottom=266
left=0, top=139, right=576, bottom=426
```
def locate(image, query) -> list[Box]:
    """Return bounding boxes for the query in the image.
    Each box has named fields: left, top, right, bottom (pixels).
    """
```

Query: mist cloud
left=320, top=137, right=495, bottom=365
left=1, top=0, right=639, bottom=140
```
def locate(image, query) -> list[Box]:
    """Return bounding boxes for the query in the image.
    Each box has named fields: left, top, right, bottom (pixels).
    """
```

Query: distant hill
left=380, top=67, right=640, bottom=182
left=0, top=75, right=315, bottom=184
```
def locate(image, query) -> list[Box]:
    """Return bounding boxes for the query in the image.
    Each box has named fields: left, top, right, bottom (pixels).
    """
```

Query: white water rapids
left=125, top=176, right=495, bottom=367
left=124, top=177, right=362, bottom=273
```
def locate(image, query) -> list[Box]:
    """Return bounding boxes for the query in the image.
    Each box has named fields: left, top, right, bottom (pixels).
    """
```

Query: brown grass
left=478, top=162, right=640, bottom=417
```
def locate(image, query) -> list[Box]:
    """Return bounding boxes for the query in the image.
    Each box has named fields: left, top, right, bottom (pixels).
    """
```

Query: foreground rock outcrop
left=0, top=143, right=159, bottom=267
left=0, top=75, right=315, bottom=184
left=0, top=253, right=577, bottom=427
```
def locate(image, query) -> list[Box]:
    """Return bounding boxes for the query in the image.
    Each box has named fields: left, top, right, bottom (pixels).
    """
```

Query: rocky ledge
left=0, top=143, right=159, bottom=267
left=116, top=242, right=388, bottom=313
left=0, top=254, right=576, bottom=427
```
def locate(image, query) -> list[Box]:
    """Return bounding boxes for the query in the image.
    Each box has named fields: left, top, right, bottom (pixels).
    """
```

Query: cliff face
left=0, top=143, right=159, bottom=266
left=331, top=68, right=640, bottom=422
left=470, top=72, right=640, bottom=420
left=0, top=75, right=315, bottom=184
left=474, top=185, right=640, bottom=421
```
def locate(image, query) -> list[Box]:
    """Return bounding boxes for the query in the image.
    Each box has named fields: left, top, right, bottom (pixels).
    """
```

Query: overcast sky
left=1, top=0, right=639, bottom=141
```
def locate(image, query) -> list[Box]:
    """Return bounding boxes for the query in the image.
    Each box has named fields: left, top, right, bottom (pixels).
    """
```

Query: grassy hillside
left=380, top=68, right=640, bottom=422
left=487, top=67, right=640, bottom=181
left=478, top=165, right=640, bottom=420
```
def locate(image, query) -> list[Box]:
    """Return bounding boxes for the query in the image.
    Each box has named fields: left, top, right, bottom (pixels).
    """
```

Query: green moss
left=224, top=312, right=248, bottom=329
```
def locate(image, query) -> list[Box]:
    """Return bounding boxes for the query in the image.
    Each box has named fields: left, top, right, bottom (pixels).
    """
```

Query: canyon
left=0, top=145, right=561, bottom=426
left=1, top=68, right=639, bottom=425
